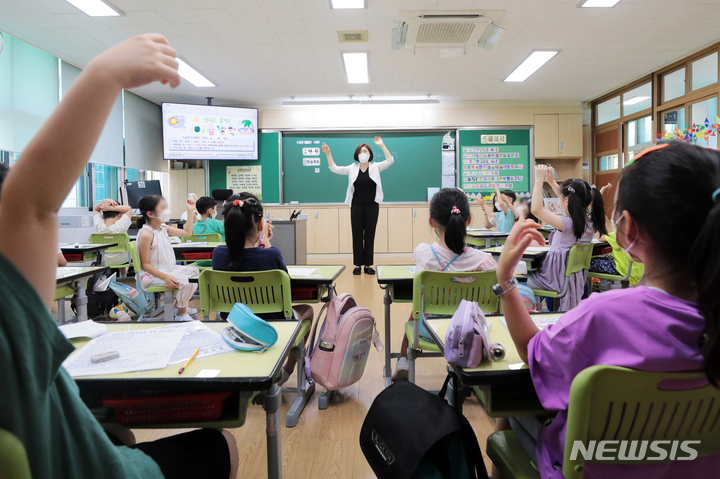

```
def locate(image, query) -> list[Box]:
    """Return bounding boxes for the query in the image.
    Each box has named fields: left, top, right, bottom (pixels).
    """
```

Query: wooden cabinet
left=387, top=207, right=413, bottom=253
left=534, top=115, right=559, bottom=158
left=375, top=207, right=388, bottom=253
left=412, top=206, right=435, bottom=247
left=469, top=205, right=489, bottom=229
left=338, top=208, right=353, bottom=254
left=534, top=114, right=583, bottom=158
left=558, top=114, right=583, bottom=157
left=306, top=210, right=315, bottom=254
left=313, top=208, right=339, bottom=254
left=169, top=169, right=205, bottom=218
left=265, top=207, right=291, bottom=220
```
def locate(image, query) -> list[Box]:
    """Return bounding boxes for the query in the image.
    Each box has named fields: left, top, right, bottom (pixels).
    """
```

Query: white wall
left=124, top=91, right=167, bottom=173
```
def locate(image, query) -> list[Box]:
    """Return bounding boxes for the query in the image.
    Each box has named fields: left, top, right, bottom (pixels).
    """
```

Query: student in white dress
left=136, top=195, right=199, bottom=322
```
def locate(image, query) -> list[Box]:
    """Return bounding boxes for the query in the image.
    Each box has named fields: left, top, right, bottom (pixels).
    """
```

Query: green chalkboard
left=282, top=131, right=446, bottom=203
left=457, top=129, right=531, bottom=197
left=207, top=132, right=280, bottom=204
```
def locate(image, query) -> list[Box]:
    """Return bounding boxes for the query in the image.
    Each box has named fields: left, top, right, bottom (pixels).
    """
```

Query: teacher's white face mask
left=358, top=153, right=370, bottom=163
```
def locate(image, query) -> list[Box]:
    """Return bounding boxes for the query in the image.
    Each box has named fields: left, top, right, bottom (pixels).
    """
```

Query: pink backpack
left=306, top=293, right=382, bottom=391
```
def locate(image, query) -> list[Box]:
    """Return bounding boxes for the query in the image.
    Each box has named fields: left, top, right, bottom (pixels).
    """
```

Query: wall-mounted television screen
left=162, top=103, right=258, bottom=160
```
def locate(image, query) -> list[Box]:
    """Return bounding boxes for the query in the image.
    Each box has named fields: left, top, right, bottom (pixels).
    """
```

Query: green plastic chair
left=54, top=284, right=76, bottom=325
left=532, top=243, right=592, bottom=311
left=198, top=269, right=313, bottom=428
left=406, top=270, right=499, bottom=383
left=181, top=234, right=222, bottom=243
left=0, top=429, right=32, bottom=479
left=588, top=261, right=637, bottom=291
left=487, top=365, right=720, bottom=479
left=89, top=233, right=131, bottom=268
left=128, top=241, right=176, bottom=322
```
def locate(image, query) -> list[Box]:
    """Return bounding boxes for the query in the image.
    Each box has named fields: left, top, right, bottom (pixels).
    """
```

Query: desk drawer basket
left=182, top=252, right=213, bottom=260
left=103, top=391, right=231, bottom=426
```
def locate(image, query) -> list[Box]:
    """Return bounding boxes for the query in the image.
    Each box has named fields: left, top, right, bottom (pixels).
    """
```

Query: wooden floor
left=126, top=254, right=496, bottom=478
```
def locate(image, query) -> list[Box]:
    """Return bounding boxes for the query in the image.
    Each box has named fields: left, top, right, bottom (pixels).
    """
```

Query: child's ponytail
left=590, top=186, right=608, bottom=236
left=561, top=179, right=589, bottom=240
left=223, top=192, right=263, bottom=268
left=429, top=188, right=470, bottom=256
left=136, top=195, right=162, bottom=229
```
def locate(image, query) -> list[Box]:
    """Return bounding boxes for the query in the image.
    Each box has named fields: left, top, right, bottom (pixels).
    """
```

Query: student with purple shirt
left=492, top=142, right=720, bottom=478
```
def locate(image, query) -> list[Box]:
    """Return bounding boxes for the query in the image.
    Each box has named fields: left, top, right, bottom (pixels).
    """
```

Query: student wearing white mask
left=323, top=137, right=394, bottom=275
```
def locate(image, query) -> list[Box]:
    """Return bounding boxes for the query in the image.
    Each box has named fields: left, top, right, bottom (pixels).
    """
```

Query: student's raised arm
left=0, top=34, right=180, bottom=307
left=166, top=199, right=196, bottom=237
left=531, top=165, right=563, bottom=230
left=492, top=182, right=508, bottom=214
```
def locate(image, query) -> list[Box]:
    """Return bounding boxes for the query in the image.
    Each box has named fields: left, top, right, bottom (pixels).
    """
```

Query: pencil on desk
left=178, top=348, right=200, bottom=375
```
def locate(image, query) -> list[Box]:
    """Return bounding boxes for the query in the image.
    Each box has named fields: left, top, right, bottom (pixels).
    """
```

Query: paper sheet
left=508, top=362, right=525, bottom=370
left=59, top=321, right=108, bottom=339
left=289, top=268, right=319, bottom=277
left=500, top=315, right=560, bottom=331
left=63, top=328, right=185, bottom=377
left=407, top=266, right=415, bottom=274
left=196, top=369, right=221, bottom=378
left=158, top=321, right=234, bottom=364
left=493, top=246, right=550, bottom=253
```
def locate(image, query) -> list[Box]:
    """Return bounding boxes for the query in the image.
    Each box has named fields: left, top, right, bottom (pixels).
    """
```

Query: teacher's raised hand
left=321, top=142, right=330, bottom=155
left=373, top=136, right=384, bottom=146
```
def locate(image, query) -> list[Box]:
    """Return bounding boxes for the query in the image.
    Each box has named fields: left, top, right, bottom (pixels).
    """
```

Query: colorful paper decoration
left=657, top=117, right=720, bottom=146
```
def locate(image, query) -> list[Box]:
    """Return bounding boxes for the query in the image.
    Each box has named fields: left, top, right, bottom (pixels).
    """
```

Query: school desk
left=171, top=241, right=224, bottom=262
left=484, top=245, right=549, bottom=271
left=71, top=320, right=300, bottom=479
left=60, top=243, right=118, bottom=266
left=425, top=314, right=561, bottom=417
left=376, top=265, right=416, bottom=387
left=465, top=230, right=510, bottom=249
left=55, top=266, right=109, bottom=324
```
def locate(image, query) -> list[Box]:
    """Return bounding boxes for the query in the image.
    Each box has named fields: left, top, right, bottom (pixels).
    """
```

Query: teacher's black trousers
left=351, top=202, right=379, bottom=266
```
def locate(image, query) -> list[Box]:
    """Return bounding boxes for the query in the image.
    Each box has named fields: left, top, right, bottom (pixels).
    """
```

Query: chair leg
left=163, top=291, right=175, bottom=322
left=57, top=298, right=66, bottom=325
left=408, top=346, right=416, bottom=384
left=284, top=341, right=315, bottom=427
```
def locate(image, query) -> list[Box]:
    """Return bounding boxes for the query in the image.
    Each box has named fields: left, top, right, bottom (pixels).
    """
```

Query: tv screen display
left=162, top=103, right=258, bottom=160
left=125, top=180, right=162, bottom=208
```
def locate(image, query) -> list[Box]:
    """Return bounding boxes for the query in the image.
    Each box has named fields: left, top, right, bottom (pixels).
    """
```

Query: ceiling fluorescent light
left=329, top=0, right=366, bottom=9
left=578, top=0, right=621, bottom=7
left=623, top=96, right=649, bottom=105
left=65, top=0, right=120, bottom=16
left=176, top=59, right=215, bottom=87
left=478, top=23, right=505, bottom=51
left=504, top=50, right=559, bottom=82
left=282, top=98, right=439, bottom=107
left=342, top=52, right=369, bottom=84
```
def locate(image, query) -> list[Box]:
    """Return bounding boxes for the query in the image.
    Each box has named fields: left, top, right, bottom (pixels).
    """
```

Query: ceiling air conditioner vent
left=417, top=22, right=475, bottom=44
left=338, top=30, right=368, bottom=43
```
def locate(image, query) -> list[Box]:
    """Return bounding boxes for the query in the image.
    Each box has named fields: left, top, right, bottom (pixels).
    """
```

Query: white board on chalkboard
left=226, top=166, right=262, bottom=200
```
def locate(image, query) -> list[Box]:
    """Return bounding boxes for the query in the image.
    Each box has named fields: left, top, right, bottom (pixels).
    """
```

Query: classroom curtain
left=60, top=61, right=124, bottom=167
left=123, top=91, right=167, bottom=173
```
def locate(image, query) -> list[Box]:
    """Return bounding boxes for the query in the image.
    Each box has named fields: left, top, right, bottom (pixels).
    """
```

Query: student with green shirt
left=193, top=196, right=226, bottom=240
left=0, top=35, right=238, bottom=479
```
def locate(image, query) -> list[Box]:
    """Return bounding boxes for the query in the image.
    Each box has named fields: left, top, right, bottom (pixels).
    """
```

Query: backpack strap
left=460, top=419, right=488, bottom=479
left=430, top=245, right=461, bottom=272
left=305, top=301, right=330, bottom=383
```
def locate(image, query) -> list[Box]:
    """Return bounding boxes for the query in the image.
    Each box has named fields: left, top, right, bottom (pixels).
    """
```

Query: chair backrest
left=198, top=269, right=293, bottom=319
left=181, top=234, right=222, bottom=243
left=89, top=233, right=130, bottom=254
left=128, top=241, right=140, bottom=272
left=411, top=270, right=499, bottom=319
left=563, top=365, right=720, bottom=478
left=0, top=429, right=32, bottom=479
left=565, top=243, right=593, bottom=277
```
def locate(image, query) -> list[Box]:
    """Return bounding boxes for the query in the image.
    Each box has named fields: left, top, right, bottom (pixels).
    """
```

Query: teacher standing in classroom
left=322, top=137, right=394, bottom=276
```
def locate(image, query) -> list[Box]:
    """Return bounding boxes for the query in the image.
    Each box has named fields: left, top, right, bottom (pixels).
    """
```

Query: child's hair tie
left=567, top=186, right=575, bottom=194
left=233, top=199, right=244, bottom=207
left=451, top=206, right=461, bottom=215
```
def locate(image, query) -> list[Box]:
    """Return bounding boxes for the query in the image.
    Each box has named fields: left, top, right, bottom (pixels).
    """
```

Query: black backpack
left=71, top=271, right=118, bottom=318
left=360, top=378, right=488, bottom=479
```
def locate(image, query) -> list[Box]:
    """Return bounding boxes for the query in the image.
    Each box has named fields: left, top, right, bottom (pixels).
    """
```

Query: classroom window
left=62, top=167, right=90, bottom=208
left=125, top=168, right=170, bottom=199
left=596, top=96, right=621, bottom=125
left=663, top=68, right=686, bottom=102
left=622, top=83, right=651, bottom=116
left=691, top=53, right=718, bottom=91
left=626, top=116, right=653, bottom=164
left=597, top=154, right=618, bottom=172
left=93, top=164, right=120, bottom=204
left=662, top=107, right=685, bottom=135
left=690, top=96, right=718, bottom=148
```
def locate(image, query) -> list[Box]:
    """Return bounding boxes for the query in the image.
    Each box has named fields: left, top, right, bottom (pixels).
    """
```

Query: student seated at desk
left=527, top=166, right=606, bottom=311
left=481, top=182, right=516, bottom=232
left=589, top=183, right=645, bottom=285
left=137, top=194, right=200, bottom=322
left=212, top=192, right=313, bottom=386
left=393, top=188, right=497, bottom=382
left=493, top=142, right=720, bottom=479
left=193, top=196, right=225, bottom=240
left=94, top=198, right=132, bottom=267
left=0, top=34, right=238, bottom=479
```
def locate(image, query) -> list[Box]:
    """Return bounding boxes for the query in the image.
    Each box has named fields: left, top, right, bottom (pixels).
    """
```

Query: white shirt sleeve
left=375, top=156, right=394, bottom=172
left=329, top=163, right=351, bottom=175
left=93, top=213, right=104, bottom=230
left=113, top=214, right=132, bottom=233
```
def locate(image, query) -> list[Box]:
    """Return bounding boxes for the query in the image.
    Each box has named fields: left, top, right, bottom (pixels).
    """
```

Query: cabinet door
left=469, top=205, right=488, bottom=229
left=387, top=207, right=413, bottom=253
left=169, top=170, right=188, bottom=219
left=558, top=113, right=583, bottom=157
left=306, top=210, right=316, bottom=254
left=412, top=206, right=435, bottom=247
left=375, top=207, right=388, bottom=253
left=266, top=207, right=291, bottom=220
left=338, top=207, right=353, bottom=254
left=186, top=169, right=206, bottom=198
left=534, top=114, right=559, bottom=158
left=314, top=208, right=339, bottom=253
